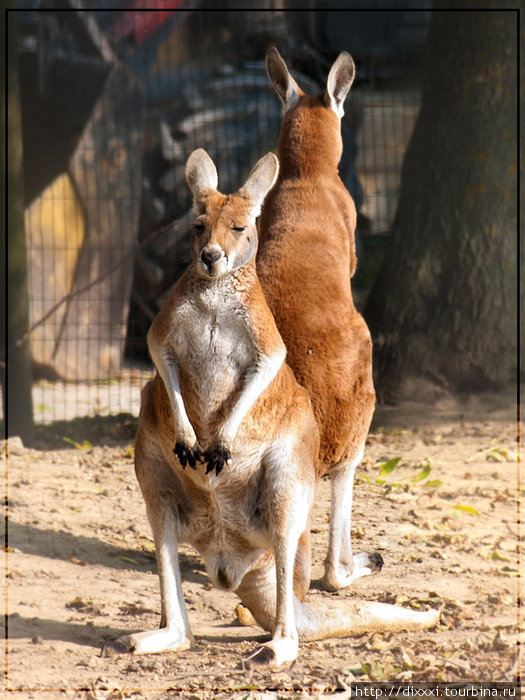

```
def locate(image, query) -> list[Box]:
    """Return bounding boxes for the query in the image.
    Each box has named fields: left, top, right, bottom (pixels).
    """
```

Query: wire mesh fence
left=9, top=2, right=431, bottom=427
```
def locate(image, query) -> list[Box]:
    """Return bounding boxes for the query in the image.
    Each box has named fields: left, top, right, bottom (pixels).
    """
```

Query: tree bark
left=364, top=5, right=518, bottom=401
left=6, top=10, right=35, bottom=443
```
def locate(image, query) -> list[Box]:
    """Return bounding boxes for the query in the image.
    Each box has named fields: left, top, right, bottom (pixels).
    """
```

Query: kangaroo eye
left=232, top=226, right=245, bottom=234
left=193, top=222, right=205, bottom=231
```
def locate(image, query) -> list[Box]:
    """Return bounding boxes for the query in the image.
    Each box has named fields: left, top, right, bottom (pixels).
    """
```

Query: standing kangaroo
left=258, top=48, right=379, bottom=591
left=117, top=149, right=438, bottom=670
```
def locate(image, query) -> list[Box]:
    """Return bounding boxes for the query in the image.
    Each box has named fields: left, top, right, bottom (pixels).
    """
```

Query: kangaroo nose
left=201, top=249, right=221, bottom=266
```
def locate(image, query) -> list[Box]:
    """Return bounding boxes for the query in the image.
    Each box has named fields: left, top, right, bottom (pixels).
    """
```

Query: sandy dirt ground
left=2, top=389, right=521, bottom=699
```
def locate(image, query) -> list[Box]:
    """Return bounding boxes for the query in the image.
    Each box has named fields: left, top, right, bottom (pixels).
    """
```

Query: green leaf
left=378, top=456, right=401, bottom=476
left=412, top=463, right=432, bottom=482
left=425, top=479, right=443, bottom=487
left=420, top=595, right=442, bottom=604
left=115, top=555, right=139, bottom=565
left=486, top=448, right=507, bottom=462
left=66, top=596, right=93, bottom=609
left=489, top=550, right=510, bottom=562
left=452, top=504, right=481, bottom=516
left=343, top=664, right=365, bottom=676
left=374, top=661, right=385, bottom=681
left=62, top=436, right=93, bottom=449
left=361, top=661, right=373, bottom=677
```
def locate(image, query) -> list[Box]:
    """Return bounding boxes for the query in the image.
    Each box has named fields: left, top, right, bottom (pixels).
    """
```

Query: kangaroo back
left=258, top=48, right=375, bottom=471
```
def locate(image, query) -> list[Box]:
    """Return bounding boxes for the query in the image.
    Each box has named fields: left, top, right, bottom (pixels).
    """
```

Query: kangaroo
left=258, top=48, right=379, bottom=592
left=115, top=149, right=438, bottom=670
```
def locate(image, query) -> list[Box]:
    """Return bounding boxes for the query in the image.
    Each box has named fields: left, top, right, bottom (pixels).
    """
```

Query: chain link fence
left=9, top=2, right=431, bottom=427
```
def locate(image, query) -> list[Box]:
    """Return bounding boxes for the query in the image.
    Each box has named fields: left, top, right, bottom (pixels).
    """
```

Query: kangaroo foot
left=104, top=628, right=193, bottom=656
left=242, top=636, right=298, bottom=670
left=323, top=551, right=383, bottom=591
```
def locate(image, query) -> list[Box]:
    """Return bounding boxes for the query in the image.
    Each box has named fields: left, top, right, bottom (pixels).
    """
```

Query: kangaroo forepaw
left=173, top=442, right=203, bottom=470
left=204, top=445, right=232, bottom=476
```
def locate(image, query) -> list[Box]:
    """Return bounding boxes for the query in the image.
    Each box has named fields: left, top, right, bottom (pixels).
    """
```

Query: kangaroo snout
left=201, top=246, right=222, bottom=266
left=199, top=245, right=224, bottom=276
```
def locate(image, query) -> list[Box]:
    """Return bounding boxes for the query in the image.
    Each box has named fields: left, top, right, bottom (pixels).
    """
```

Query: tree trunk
left=364, top=4, right=518, bottom=402
left=6, top=10, right=35, bottom=443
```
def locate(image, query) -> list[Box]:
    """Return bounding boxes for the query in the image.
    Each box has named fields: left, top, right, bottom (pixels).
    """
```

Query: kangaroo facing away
left=115, top=149, right=438, bottom=670
left=258, top=48, right=379, bottom=591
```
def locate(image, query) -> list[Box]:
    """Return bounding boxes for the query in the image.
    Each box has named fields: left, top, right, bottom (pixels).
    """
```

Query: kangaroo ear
left=239, top=152, right=279, bottom=218
left=185, top=149, right=219, bottom=211
left=324, top=52, right=355, bottom=118
left=266, top=47, right=303, bottom=112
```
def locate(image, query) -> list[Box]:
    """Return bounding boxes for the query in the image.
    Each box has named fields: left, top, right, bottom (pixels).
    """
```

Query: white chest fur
left=171, top=280, right=256, bottom=416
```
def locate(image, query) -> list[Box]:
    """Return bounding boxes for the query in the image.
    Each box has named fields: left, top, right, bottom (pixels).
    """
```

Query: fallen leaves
left=465, top=443, right=518, bottom=463
left=332, top=622, right=519, bottom=684
left=66, top=596, right=92, bottom=610
left=368, top=457, right=443, bottom=491
left=62, top=436, right=93, bottom=450
left=65, top=596, right=102, bottom=615
left=451, top=504, right=481, bottom=516
left=379, top=456, right=402, bottom=476
left=497, top=566, right=520, bottom=577
left=118, top=602, right=156, bottom=617
left=67, top=556, right=87, bottom=566
left=6, top=409, right=519, bottom=691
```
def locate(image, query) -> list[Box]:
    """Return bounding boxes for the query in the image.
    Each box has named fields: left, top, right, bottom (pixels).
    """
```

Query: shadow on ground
left=33, top=413, right=138, bottom=450
left=7, top=520, right=208, bottom=585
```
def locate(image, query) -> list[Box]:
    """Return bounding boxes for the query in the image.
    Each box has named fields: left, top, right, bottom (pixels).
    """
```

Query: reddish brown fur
left=115, top=148, right=439, bottom=666
left=258, top=93, right=375, bottom=475
left=123, top=149, right=326, bottom=666
left=142, top=277, right=315, bottom=461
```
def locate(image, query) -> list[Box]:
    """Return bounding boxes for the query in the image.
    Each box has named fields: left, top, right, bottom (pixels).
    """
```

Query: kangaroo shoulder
left=244, top=276, right=286, bottom=358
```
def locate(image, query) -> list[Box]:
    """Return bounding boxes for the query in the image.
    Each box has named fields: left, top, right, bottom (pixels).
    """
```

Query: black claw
left=177, top=452, right=187, bottom=468
left=204, top=446, right=231, bottom=476
left=371, top=552, right=384, bottom=572
left=174, top=442, right=203, bottom=470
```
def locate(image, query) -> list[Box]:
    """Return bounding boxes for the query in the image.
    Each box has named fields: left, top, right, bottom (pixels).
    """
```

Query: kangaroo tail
left=296, top=597, right=440, bottom=642
left=236, top=562, right=440, bottom=642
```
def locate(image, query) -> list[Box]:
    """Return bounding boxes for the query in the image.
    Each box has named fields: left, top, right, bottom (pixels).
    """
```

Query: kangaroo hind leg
left=323, top=444, right=383, bottom=591
left=238, top=449, right=313, bottom=669
left=115, top=441, right=193, bottom=654
left=236, top=548, right=439, bottom=648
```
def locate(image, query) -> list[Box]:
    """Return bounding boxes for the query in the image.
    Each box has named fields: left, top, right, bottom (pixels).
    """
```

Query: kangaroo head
left=266, top=47, right=355, bottom=119
left=185, top=149, right=279, bottom=278
left=265, top=49, right=355, bottom=173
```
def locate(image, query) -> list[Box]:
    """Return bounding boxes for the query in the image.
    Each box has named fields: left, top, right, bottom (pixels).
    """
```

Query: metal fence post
left=6, top=8, right=34, bottom=445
